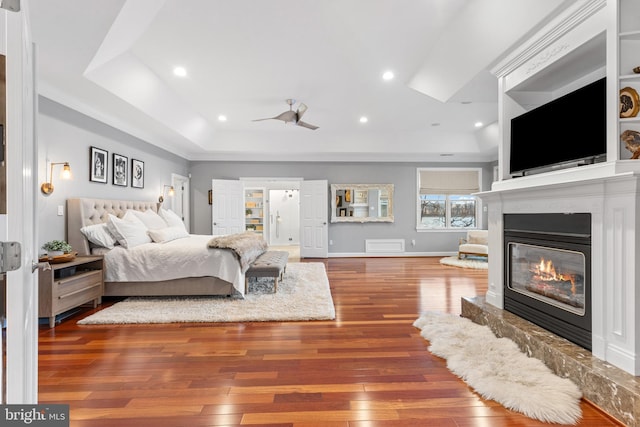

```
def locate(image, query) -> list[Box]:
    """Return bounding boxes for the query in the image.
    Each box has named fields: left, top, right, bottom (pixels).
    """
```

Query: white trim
left=328, top=252, right=456, bottom=258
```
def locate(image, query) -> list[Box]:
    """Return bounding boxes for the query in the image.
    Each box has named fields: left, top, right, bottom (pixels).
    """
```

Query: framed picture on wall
left=131, top=159, right=144, bottom=188
left=89, top=146, right=108, bottom=183
left=112, top=153, right=128, bottom=187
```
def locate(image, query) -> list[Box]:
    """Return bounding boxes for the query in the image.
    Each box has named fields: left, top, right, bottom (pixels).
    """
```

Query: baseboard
left=327, top=251, right=456, bottom=258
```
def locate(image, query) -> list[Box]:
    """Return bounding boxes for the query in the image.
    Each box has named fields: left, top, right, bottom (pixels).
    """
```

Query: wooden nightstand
left=38, top=255, right=104, bottom=327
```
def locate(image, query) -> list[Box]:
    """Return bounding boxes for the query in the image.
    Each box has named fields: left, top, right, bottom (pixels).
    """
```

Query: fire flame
left=535, top=257, right=576, bottom=294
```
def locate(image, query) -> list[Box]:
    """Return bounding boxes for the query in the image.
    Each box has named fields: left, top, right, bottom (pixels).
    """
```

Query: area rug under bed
left=78, top=262, right=335, bottom=324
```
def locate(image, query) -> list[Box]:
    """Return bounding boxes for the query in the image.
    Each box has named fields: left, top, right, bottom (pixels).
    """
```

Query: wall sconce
left=41, top=162, right=72, bottom=195
left=159, top=184, right=175, bottom=203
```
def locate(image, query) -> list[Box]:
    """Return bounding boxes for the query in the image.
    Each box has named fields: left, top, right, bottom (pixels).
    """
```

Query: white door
left=300, top=180, right=328, bottom=258
left=3, top=4, right=38, bottom=404
left=211, top=179, right=244, bottom=236
left=170, top=173, right=190, bottom=231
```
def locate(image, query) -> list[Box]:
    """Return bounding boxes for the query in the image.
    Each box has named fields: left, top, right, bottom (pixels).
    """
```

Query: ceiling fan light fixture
left=382, top=70, right=394, bottom=81
left=359, top=116, right=368, bottom=123
left=218, top=115, right=227, bottom=122
left=173, top=66, right=187, bottom=77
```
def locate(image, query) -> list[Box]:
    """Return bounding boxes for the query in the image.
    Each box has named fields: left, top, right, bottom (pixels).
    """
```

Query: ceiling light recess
left=382, top=70, right=394, bottom=81
left=173, top=66, right=187, bottom=77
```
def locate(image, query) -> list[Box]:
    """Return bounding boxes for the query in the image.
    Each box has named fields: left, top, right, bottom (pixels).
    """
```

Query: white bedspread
left=102, top=234, right=244, bottom=294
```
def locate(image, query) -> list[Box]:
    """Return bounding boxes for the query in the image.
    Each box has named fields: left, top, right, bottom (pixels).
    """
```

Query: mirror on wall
left=330, top=184, right=394, bottom=223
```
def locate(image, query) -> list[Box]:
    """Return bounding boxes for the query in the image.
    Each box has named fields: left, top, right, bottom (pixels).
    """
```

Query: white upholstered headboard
left=67, top=198, right=160, bottom=256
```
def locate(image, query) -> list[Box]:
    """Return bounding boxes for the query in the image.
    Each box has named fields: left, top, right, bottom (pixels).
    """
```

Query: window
left=417, top=168, right=481, bottom=230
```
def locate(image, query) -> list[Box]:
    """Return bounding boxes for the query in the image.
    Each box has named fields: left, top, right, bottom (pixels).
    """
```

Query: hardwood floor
left=38, top=257, right=622, bottom=426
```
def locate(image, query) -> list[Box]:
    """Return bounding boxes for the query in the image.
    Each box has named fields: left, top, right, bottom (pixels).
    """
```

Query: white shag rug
left=414, top=311, right=582, bottom=425
left=439, top=256, right=488, bottom=269
left=78, top=263, right=335, bottom=324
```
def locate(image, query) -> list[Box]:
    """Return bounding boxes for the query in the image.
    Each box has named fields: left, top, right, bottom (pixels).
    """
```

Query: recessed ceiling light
left=218, top=115, right=227, bottom=122
left=359, top=116, right=368, bottom=123
left=474, top=121, right=483, bottom=128
left=173, top=66, right=187, bottom=77
left=382, top=71, right=394, bottom=81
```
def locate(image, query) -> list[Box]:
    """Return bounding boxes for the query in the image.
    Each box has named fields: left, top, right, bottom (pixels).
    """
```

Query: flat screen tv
left=509, top=77, right=606, bottom=175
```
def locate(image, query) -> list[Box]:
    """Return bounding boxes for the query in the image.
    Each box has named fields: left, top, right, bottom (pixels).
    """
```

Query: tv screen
left=510, top=77, right=606, bottom=175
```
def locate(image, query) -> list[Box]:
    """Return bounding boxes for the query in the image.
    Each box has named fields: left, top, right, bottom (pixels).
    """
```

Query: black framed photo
left=131, top=159, right=144, bottom=188
left=112, top=153, right=128, bottom=186
left=90, top=146, right=108, bottom=183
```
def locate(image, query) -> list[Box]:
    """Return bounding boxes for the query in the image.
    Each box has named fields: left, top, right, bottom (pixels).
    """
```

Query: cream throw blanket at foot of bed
left=208, top=232, right=268, bottom=272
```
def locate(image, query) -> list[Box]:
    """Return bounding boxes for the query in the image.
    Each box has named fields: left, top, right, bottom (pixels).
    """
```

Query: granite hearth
left=462, top=295, right=639, bottom=427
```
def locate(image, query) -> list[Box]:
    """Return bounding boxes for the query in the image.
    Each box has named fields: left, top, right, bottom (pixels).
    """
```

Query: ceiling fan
left=253, top=99, right=319, bottom=130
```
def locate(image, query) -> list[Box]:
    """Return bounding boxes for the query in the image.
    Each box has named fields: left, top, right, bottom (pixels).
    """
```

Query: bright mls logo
left=0, top=405, right=69, bottom=426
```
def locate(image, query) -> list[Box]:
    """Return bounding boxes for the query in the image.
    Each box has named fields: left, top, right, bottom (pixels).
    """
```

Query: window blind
left=419, top=170, right=479, bottom=195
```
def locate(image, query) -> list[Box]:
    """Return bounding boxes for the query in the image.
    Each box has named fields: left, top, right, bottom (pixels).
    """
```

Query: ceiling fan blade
left=274, top=111, right=297, bottom=122
left=296, top=103, right=308, bottom=120
left=252, top=118, right=273, bottom=122
left=297, top=120, right=319, bottom=130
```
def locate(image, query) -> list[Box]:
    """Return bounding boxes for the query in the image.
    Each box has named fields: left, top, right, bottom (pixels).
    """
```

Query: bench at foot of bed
left=245, top=251, right=289, bottom=294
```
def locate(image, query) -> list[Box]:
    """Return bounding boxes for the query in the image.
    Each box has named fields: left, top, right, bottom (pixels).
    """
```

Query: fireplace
left=503, top=213, right=592, bottom=350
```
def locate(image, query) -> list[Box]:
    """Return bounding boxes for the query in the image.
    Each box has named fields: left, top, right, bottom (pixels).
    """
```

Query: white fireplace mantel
left=478, top=171, right=640, bottom=375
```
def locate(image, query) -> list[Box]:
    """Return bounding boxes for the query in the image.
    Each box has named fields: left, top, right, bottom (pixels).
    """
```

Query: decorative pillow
left=80, top=223, right=117, bottom=249
left=158, top=208, right=187, bottom=231
left=467, top=231, right=487, bottom=245
left=106, top=213, right=151, bottom=248
left=129, top=209, right=168, bottom=230
left=147, top=226, right=190, bottom=243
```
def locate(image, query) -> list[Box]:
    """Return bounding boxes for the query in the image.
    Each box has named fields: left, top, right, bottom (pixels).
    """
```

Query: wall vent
left=365, top=239, right=405, bottom=254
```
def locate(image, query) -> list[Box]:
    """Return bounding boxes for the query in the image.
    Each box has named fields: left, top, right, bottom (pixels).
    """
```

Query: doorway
left=269, top=189, right=300, bottom=246
left=240, top=178, right=301, bottom=256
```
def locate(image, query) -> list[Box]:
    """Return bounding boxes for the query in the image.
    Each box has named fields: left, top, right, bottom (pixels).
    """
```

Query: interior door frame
left=170, top=173, right=190, bottom=231
left=240, top=177, right=302, bottom=247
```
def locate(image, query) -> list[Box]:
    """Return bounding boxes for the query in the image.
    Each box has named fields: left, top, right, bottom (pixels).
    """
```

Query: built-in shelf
left=245, top=188, right=264, bottom=235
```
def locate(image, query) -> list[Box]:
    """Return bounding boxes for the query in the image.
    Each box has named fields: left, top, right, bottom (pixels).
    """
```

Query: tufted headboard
left=67, top=198, right=160, bottom=256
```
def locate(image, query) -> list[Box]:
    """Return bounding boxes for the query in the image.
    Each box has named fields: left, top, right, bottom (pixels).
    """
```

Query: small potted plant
left=42, top=240, right=72, bottom=256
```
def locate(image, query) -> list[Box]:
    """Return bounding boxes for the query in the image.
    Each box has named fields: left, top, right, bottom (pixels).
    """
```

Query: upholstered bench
left=245, top=250, right=289, bottom=293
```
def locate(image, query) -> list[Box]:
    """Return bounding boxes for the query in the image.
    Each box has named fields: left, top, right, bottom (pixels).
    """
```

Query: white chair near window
left=458, top=230, right=488, bottom=259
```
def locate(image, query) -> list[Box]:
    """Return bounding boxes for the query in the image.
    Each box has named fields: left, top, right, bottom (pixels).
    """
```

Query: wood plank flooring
left=38, top=257, right=622, bottom=426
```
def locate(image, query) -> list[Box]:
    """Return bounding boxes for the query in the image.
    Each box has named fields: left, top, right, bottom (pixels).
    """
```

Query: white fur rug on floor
left=414, top=311, right=582, bottom=425
left=78, top=263, right=335, bottom=324
left=439, top=256, right=488, bottom=269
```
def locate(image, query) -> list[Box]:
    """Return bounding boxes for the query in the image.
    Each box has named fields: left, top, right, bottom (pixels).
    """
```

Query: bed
left=67, top=198, right=248, bottom=297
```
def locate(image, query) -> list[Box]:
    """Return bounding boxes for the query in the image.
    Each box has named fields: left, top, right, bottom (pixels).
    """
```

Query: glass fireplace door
left=508, top=243, right=586, bottom=316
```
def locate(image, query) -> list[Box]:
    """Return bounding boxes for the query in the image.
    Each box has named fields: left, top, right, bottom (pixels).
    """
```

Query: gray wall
left=190, top=161, right=494, bottom=255
left=37, top=97, right=189, bottom=253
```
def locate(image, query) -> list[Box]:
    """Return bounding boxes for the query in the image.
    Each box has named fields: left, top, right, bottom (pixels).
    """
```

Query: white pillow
left=129, top=209, right=168, bottom=230
left=158, top=208, right=187, bottom=231
left=107, top=213, right=151, bottom=249
left=147, top=226, right=190, bottom=243
left=80, top=223, right=117, bottom=249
